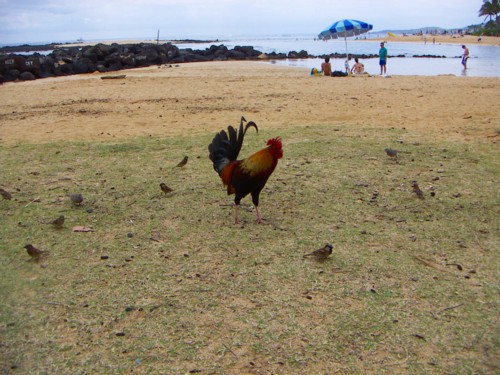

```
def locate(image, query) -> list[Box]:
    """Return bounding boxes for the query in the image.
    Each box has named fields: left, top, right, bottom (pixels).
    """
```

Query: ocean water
left=175, top=35, right=500, bottom=77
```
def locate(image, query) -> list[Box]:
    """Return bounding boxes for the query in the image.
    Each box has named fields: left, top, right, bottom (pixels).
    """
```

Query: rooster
left=208, top=117, right=283, bottom=224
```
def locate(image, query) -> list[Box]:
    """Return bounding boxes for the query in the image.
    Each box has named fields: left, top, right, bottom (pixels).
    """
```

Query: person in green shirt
left=379, top=42, right=387, bottom=75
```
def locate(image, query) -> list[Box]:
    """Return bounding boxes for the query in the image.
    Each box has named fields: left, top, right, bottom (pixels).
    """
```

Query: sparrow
left=0, top=188, right=12, bottom=200
left=174, top=156, right=188, bottom=168
left=24, top=244, right=48, bottom=259
left=160, top=182, right=173, bottom=194
left=51, top=215, right=65, bottom=229
left=70, top=193, right=84, bottom=205
left=412, top=181, right=424, bottom=199
left=384, top=148, right=398, bottom=160
left=303, top=244, right=334, bottom=261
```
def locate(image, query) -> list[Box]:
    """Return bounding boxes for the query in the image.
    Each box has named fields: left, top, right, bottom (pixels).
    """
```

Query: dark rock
left=4, top=69, right=20, bottom=81
left=0, top=55, right=26, bottom=75
left=19, top=71, right=36, bottom=80
left=228, top=49, right=246, bottom=60
left=59, top=63, right=74, bottom=75
left=72, top=57, right=96, bottom=74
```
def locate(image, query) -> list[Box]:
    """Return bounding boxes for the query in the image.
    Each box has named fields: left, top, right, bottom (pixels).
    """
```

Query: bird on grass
left=0, top=188, right=12, bottom=200
left=70, top=193, right=84, bottom=205
left=208, top=116, right=283, bottom=224
left=51, top=215, right=65, bottom=229
left=174, top=156, right=188, bottom=168
left=160, top=182, right=173, bottom=194
left=24, top=244, right=48, bottom=260
left=412, top=181, right=424, bottom=199
left=385, top=148, right=398, bottom=160
left=303, top=244, right=334, bottom=261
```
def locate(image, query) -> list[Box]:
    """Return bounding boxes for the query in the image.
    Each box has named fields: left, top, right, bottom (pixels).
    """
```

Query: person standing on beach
left=461, top=45, right=469, bottom=69
left=379, top=42, right=387, bottom=75
left=321, top=57, right=332, bottom=76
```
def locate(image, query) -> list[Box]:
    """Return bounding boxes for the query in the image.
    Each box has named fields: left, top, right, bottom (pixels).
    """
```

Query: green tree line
left=478, top=0, right=500, bottom=35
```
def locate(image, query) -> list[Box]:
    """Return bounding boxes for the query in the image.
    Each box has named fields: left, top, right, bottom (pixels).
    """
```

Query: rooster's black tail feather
left=208, top=116, right=258, bottom=175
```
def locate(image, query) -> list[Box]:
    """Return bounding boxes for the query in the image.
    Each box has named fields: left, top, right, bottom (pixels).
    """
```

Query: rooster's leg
left=233, top=204, right=240, bottom=224
left=255, top=206, right=264, bottom=224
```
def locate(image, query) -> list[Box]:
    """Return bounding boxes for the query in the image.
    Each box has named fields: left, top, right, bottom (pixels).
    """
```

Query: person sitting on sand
left=321, top=57, right=332, bottom=76
left=350, top=58, right=365, bottom=74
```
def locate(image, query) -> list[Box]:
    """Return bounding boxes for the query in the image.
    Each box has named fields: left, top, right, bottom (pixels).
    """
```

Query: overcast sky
left=0, top=0, right=485, bottom=45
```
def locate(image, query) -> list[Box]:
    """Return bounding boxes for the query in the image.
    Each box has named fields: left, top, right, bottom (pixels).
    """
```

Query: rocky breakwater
left=0, top=42, right=308, bottom=83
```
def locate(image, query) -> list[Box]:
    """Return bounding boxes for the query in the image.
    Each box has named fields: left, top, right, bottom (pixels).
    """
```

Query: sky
left=0, top=0, right=486, bottom=45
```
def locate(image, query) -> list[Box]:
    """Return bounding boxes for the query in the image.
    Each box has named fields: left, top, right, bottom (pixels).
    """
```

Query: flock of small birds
left=3, top=146, right=428, bottom=263
left=7, top=155, right=191, bottom=262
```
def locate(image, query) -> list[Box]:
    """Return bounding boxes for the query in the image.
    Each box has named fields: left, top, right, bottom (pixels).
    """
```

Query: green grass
left=1, top=124, right=499, bottom=374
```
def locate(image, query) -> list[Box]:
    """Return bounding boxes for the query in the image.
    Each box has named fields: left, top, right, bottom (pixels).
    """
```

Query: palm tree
left=479, top=0, right=500, bottom=23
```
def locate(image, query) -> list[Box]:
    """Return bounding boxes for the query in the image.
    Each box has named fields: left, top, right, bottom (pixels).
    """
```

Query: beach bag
left=310, top=68, right=322, bottom=76
left=331, top=70, right=348, bottom=77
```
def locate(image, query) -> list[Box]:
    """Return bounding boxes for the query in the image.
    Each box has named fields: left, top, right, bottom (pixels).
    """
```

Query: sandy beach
left=0, top=60, right=498, bottom=145
left=370, top=34, right=500, bottom=46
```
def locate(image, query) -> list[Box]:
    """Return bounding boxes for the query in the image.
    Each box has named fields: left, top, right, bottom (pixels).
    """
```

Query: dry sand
left=0, top=61, right=499, bottom=145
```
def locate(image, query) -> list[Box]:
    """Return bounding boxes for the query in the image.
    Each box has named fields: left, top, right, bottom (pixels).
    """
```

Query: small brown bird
left=51, top=215, right=65, bottom=229
left=412, top=181, right=424, bottom=199
left=174, top=156, right=188, bottom=168
left=70, top=193, right=84, bottom=205
left=0, top=188, right=12, bottom=200
left=385, top=148, right=398, bottom=160
left=160, top=182, right=173, bottom=194
left=24, top=244, right=48, bottom=259
left=303, top=244, right=334, bottom=261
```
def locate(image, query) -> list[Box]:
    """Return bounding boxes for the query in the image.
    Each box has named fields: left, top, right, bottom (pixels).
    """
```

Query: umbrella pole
left=344, top=31, right=349, bottom=60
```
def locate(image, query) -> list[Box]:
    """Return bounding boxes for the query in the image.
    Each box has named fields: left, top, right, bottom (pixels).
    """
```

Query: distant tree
left=479, top=0, right=500, bottom=23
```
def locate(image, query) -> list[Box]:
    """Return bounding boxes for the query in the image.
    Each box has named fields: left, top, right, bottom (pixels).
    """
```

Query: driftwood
left=101, top=75, right=126, bottom=80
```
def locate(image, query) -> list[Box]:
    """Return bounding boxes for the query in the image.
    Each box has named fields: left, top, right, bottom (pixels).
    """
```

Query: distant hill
left=372, top=26, right=466, bottom=35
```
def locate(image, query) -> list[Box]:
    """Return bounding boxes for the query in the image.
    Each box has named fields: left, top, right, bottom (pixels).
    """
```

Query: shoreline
left=369, top=34, right=499, bottom=46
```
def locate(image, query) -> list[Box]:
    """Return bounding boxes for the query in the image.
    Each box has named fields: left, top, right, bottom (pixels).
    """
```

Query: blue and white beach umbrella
left=319, top=19, right=373, bottom=58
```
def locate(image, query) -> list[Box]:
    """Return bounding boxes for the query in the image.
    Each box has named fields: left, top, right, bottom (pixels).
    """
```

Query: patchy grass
left=0, top=124, right=498, bottom=374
